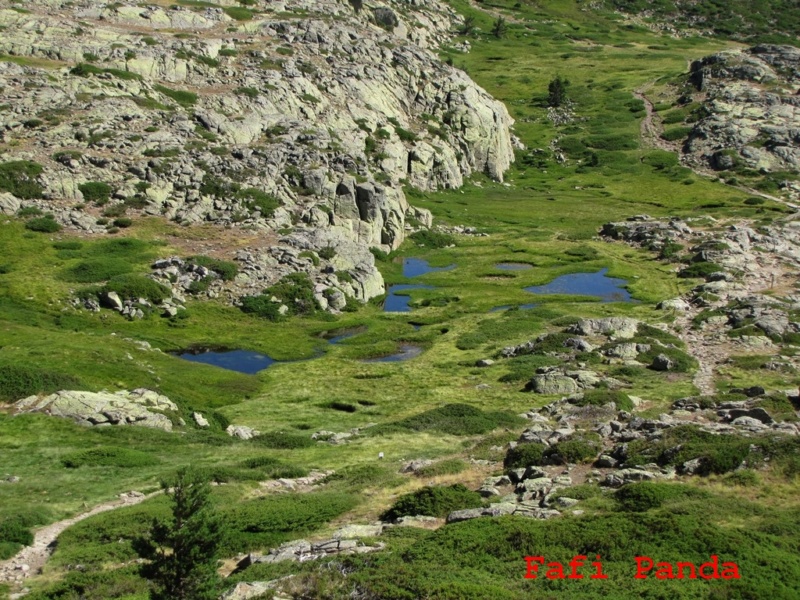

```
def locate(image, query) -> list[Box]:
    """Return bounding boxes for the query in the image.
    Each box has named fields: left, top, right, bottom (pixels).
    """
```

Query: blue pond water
left=403, top=257, right=455, bottom=277
left=384, top=284, right=434, bottom=312
left=524, top=268, right=632, bottom=303
left=488, top=303, right=539, bottom=313
left=495, top=262, right=533, bottom=270
left=363, top=344, right=423, bottom=363
left=175, top=349, right=277, bottom=374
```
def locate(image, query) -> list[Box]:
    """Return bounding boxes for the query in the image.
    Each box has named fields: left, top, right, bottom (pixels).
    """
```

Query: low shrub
left=25, top=216, right=61, bottom=233
left=414, top=459, right=468, bottom=478
left=318, top=246, right=336, bottom=260
left=221, top=492, right=358, bottom=554
left=63, top=258, right=133, bottom=283
left=78, top=181, right=112, bottom=204
left=624, top=425, right=752, bottom=475
left=153, top=84, right=197, bottom=107
left=0, top=161, right=44, bottom=199
left=661, top=126, right=693, bottom=142
left=615, top=482, right=703, bottom=512
left=0, top=364, right=80, bottom=402
left=504, top=443, right=545, bottom=470
left=381, top=484, right=483, bottom=521
left=113, top=217, right=132, bottom=228
left=250, top=431, right=314, bottom=449
left=545, top=437, right=600, bottom=464
left=409, top=230, right=455, bottom=248
left=238, top=188, right=281, bottom=218
left=574, top=389, right=633, bottom=411
left=584, top=133, right=638, bottom=151
left=370, top=404, right=524, bottom=437
left=678, top=262, right=723, bottom=279
left=188, top=256, right=239, bottom=281
left=61, top=447, right=159, bottom=468
left=240, top=273, right=319, bottom=321
left=102, top=274, right=171, bottom=302
left=637, top=345, right=698, bottom=373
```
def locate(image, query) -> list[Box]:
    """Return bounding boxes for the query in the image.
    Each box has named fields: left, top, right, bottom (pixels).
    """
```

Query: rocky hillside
left=0, top=0, right=514, bottom=306
left=608, top=0, right=800, bottom=45
left=685, top=45, right=800, bottom=182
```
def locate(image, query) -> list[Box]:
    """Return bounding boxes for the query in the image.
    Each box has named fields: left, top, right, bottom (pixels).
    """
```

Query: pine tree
left=460, top=15, right=476, bottom=36
left=137, top=469, right=222, bottom=600
left=491, top=17, right=508, bottom=39
left=547, top=75, right=570, bottom=108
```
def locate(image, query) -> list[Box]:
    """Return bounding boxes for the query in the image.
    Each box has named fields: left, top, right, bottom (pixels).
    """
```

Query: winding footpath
left=0, top=491, right=155, bottom=596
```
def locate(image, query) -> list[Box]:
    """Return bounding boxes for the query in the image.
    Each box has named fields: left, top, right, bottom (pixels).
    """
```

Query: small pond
left=495, top=262, right=533, bottom=271
left=384, top=284, right=434, bottom=312
left=523, top=268, right=632, bottom=303
left=403, top=257, right=455, bottom=278
left=174, top=348, right=278, bottom=375
left=362, top=344, right=423, bottom=363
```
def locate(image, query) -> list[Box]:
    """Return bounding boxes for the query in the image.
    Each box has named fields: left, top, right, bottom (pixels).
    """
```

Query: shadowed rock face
left=685, top=45, right=800, bottom=182
left=0, top=0, right=515, bottom=308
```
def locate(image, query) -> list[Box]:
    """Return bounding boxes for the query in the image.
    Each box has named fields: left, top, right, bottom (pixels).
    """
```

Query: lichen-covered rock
left=0, top=0, right=515, bottom=313
left=684, top=45, right=800, bottom=180
left=15, top=389, right=177, bottom=431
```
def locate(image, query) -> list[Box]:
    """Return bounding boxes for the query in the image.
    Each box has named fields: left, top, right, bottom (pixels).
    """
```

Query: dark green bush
left=188, top=256, right=239, bottom=281
left=102, top=274, right=171, bottom=302
left=0, top=518, right=35, bottom=559
left=25, top=216, right=61, bottom=233
left=238, top=188, right=281, bottom=218
left=17, top=206, right=42, bottom=217
left=661, top=126, right=693, bottom=141
left=381, top=484, right=483, bottom=521
left=250, top=431, right=314, bottom=449
left=62, top=447, right=159, bottom=468
left=221, top=492, right=358, bottom=554
left=63, top=258, right=133, bottom=283
left=370, top=247, right=390, bottom=261
left=113, top=217, right=132, bottom=228
left=637, top=345, right=698, bottom=373
left=318, top=246, right=336, bottom=260
left=0, top=160, right=44, bottom=199
left=584, top=133, right=638, bottom=151
left=624, top=425, right=751, bottom=475
left=641, top=150, right=679, bottom=170
left=503, top=443, right=545, bottom=470
left=240, top=273, right=319, bottom=321
left=615, top=482, right=703, bottom=512
left=0, top=364, right=80, bottom=402
left=370, top=404, right=524, bottom=437
left=414, top=459, right=468, bottom=478
left=678, top=262, right=723, bottom=279
left=545, top=437, right=600, bottom=464
left=409, top=230, right=455, bottom=249
left=78, top=181, right=113, bottom=204
left=154, top=84, right=197, bottom=107
left=224, top=6, right=253, bottom=20
left=574, top=389, right=633, bottom=411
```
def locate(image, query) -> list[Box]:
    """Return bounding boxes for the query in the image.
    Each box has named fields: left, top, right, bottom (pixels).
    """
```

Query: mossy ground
left=1, top=0, right=799, bottom=598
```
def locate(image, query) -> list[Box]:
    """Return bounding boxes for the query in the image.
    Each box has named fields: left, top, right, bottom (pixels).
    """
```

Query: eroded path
left=0, top=491, right=154, bottom=595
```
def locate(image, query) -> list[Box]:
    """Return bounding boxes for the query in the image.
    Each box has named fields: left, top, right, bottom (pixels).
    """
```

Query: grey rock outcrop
left=15, top=389, right=177, bottom=431
left=0, top=0, right=515, bottom=312
left=684, top=45, right=800, bottom=181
